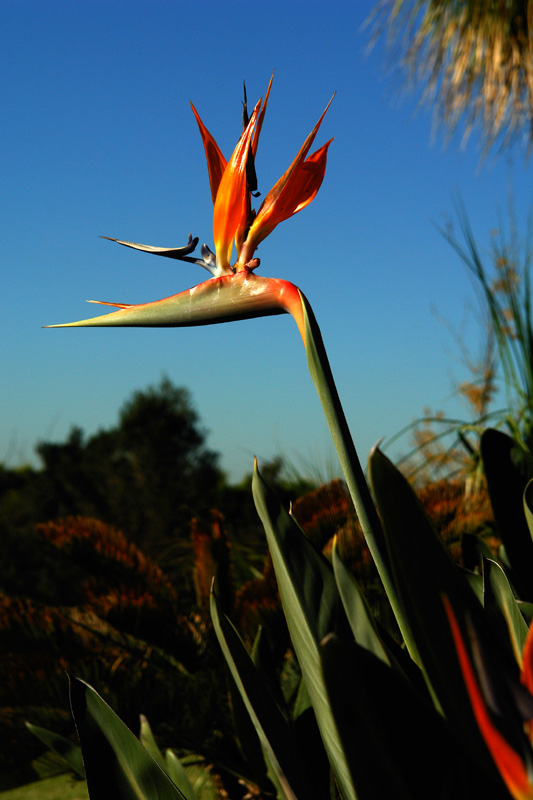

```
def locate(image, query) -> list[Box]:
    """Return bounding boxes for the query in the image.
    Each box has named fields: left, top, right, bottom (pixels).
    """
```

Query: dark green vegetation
left=5, top=201, right=533, bottom=798
left=0, top=379, right=320, bottom=795
left=2, top=375, right=513, bottom=798
left=0, top=773, right=88, bottom=800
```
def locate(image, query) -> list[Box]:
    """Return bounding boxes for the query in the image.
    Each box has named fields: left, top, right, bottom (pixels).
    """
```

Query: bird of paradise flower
left=48, top=74, right=389, bottom=616
left=48, top=75, right=332, bottom=342
left=47, top=76, right=389, bottom=698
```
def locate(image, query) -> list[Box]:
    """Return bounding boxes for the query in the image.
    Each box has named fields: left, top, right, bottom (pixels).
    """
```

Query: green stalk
left=298, top=290, right=400, bottom=619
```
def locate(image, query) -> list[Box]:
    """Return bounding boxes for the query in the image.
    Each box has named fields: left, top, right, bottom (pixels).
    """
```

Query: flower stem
left=298, top=291, right=398, bottom=607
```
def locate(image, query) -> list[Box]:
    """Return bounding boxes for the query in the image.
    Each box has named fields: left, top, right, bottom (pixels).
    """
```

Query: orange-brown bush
left=1, top=517, right=237, bottom=781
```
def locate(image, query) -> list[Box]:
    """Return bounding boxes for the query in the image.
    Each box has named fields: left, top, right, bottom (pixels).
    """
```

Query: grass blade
left=69, top=677, right=186, bottom=800
left=252, top=461, right=356, bottom=800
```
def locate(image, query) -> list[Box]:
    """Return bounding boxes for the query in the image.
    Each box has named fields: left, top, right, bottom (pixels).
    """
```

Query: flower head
left=193, top=74, right=333, bottom=274
left=47, top=78, right=332, bottom=334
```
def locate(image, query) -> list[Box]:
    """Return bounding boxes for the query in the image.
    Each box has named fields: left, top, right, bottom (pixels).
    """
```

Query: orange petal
left=234, top=74, right=274, bottom=257
left=242, top=97, right=334, bottom=258
left=234, top=192, right=251, bottom=260
left=248, top=139, right=332, bottom=248
left=251, top=72, right=274, bottom=159
left=444, top=597, right=533, bottom=800
left=191, top=102, right=227, bottom=205
left=213, top=101, right=261, bottom=270
left=291, top=141, right=333, bottom=213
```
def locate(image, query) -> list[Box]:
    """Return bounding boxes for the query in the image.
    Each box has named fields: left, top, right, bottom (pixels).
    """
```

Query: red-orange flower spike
left=234, top=74, right=274, bottom=257
left=238, top=96, right=334, bottom=267
left=248, top=140, right=332, bottom=252
left=190, top=103, right=227, bottom=205
left=289, top=141, right=332, bottom=214
left=213, top=101, right=261, bottom=272
left=444, top=597, right=533, bottom=800
left=190, top=77, right=332, bottom=274
left=251, top=73, right=274, bottom=160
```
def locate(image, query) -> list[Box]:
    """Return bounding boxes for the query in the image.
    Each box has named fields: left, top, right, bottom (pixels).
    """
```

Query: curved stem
left=298, top=291, right=399, bottom=611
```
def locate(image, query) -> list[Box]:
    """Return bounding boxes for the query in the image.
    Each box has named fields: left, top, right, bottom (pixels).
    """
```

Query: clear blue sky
left=3, top=0, right=532, bottom=483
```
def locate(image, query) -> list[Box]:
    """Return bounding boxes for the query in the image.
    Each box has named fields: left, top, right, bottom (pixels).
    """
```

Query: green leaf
left=139, top=715, right=166, bottom=770
left=30, top=750, right=80, bottom=780
left=482, top=558, right=529, bottom=662
left=139, top=720, right=196, bottom=800
left=331, top=539, right=430, bottom=696
left=251, top=625, right=287, bottom=710
left=368, top=447, right=506, bottom=778
left=320, top=634, right=502, bottom=800
left=462, top=532, right=501, bottom=573
left=291, top=674, right=312, bottom=721
left=524, top=478, right=533, bottom=543
left=461, top=565, right=485, bottom=605
left=164, top=751, right=196, bottom=800
left=25, top=722, right=85, bottom=780
left=252, top=462, right=356, bottom=800
left=210, top=589, right=311, bottom=800
left=299, top=295, right=398, bottom=616
left=481, top=429, right=533, bottom=598
left=225, top=650, right=270, bottom=789
left=518, top=600, right=533, bottom=624
left=69, top=677, right=186, bottom=799
left=331, top=539, right=389, bottom=666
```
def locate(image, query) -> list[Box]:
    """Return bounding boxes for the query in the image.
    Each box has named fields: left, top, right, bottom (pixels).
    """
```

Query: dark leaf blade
left=252, top=462, right=356, bottom=800
left=319, top=634, right=473, bottom=800
left=163, top=751, right=196, bottom=800
left=210, top=589, right=309, bottom=800
left=139, top=715, right=166, bottom=769
left=481, top=428, right=533, bottom=597
left=69, top=677, right=186, bottom=800
left=331, top=538, right=390, bottom=666
left=368, top=447, right=508, bottom=780
left=483, top=558, right=529, bottom=663
left=25, top=722, right=85, bottom=780
left=523, top=478, right=533, bottom=543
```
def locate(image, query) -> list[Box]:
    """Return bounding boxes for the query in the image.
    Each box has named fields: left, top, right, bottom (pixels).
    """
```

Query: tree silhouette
left=33, top=378, right=222, bottom=556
